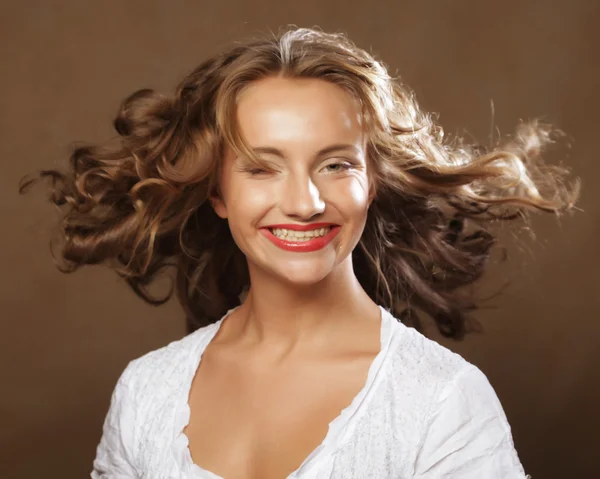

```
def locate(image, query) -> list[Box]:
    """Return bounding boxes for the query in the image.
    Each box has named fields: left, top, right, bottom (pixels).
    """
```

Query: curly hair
left=20, top=26, right=580, bottom=339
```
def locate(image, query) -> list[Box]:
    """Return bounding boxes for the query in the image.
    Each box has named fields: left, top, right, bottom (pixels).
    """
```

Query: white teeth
left=271, top=226, right=331, bottom=240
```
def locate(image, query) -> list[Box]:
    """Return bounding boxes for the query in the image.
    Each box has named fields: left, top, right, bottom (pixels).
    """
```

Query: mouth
left=268, top=226, right=332, bottom=242
left=260, top=224, right=341, bottom=252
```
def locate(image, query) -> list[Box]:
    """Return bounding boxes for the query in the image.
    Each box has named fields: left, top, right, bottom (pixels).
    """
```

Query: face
left=212, top=76, right=372, bottom=286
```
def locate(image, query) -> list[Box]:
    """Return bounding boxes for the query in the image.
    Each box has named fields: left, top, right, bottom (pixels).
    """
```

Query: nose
left=279, top=172, right=325, bottom=220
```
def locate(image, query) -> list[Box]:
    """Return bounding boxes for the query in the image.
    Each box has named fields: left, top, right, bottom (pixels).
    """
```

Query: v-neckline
left=177, top=305, right=393, bottom=479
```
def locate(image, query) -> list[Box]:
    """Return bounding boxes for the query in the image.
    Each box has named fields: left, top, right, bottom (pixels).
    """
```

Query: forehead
left=235, top=76, right=365, bottom=149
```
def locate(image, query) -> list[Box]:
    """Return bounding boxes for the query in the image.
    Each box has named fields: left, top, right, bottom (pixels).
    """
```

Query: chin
left=272, top=261, right=336, bottom=287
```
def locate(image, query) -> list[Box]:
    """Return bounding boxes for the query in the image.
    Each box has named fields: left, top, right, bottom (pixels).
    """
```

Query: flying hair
left=20, top=26, right=580, bottom=339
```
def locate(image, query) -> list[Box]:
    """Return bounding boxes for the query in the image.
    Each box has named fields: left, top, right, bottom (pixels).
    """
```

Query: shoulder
left=381, top=308, right=503, bottom=426
left=384, top=310, right=506, bottom=412
left=381, top=310, right=528, bottom=477
left=118, top=321, right=219, bottom=397
left=91, top=323, right=220, bottom=477
left=383, top=308, right=474, bottom=391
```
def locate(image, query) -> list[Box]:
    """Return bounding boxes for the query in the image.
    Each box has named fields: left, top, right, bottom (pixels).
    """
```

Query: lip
left=260, top=225, right=341, bottom=253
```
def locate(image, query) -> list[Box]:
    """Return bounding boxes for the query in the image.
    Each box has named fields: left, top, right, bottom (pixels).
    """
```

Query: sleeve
left=91, top=360, right=140, bottom=478
left=414, top=364, right=531, bottom=479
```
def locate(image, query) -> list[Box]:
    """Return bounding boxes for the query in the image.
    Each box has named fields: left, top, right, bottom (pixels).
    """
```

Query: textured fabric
left=91, top=306, right=531, bottom=478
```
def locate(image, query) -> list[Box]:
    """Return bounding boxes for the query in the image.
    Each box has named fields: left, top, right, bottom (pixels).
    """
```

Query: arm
left=414, top=365, right=530, bottom=478
left=91, top=360, right=140, bottom=478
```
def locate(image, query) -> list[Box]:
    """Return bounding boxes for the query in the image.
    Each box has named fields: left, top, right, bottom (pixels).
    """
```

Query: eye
left=321, top=161, right=353, bottom=173
left=246, top=167, right=269, bottom=175
left=235, top=156, right=279, bottom=177
left=237, top=164, right=276, bottom=176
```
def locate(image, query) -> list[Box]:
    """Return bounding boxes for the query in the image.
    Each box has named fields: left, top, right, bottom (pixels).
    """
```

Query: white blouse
left=91, top=306, right=531, bottom=478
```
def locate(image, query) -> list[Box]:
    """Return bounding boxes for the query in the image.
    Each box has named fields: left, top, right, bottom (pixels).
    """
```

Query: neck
left=228, top=258, right=379, bottom=361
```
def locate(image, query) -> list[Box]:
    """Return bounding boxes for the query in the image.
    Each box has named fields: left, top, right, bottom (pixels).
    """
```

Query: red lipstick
left=260, top=223, right=340, bottom=252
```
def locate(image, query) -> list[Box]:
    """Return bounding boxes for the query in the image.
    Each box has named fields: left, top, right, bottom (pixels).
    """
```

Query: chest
left=183, top=348, right=376, bottom=479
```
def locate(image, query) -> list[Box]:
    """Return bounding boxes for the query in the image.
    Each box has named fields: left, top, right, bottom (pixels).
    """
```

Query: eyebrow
left=250, top=143, right=362, bottom=158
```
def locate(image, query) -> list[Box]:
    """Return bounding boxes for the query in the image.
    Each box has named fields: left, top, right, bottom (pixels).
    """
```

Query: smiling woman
left=20, top=26, right=578, bottom=479
left=212, top=77, right=371, bottom=287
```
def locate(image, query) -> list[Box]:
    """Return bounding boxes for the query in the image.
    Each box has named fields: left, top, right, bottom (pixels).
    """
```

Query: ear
left=209, top=190, right=228, bottom=219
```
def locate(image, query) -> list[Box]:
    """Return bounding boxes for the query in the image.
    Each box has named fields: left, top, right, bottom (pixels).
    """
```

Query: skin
left=184, top=76, right=385, bottom=479
left=210, top=75, right=382, bottom=366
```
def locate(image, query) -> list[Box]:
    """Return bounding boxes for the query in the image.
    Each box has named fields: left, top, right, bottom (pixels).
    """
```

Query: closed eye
left=246, top=168, right=270, bottom=175
left=236, top=163, right=278, bottom=176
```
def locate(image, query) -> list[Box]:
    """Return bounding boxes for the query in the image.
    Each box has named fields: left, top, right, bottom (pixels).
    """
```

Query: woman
left=22, top=26, right=578, bottom=478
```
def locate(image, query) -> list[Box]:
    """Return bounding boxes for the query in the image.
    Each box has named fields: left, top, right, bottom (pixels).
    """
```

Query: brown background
left=2, top=1, right=599, bottom=478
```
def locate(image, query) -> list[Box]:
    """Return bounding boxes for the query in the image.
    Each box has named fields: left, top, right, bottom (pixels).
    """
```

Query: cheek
left=226, top=179, right=273, bottom=227
left=333, top=175, right=371, bottom=218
